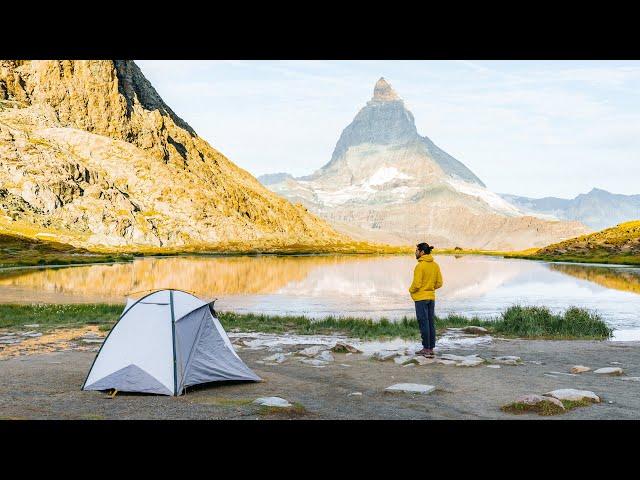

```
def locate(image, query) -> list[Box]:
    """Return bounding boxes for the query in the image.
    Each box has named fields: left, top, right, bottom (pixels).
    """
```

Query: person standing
left=409, top=242, right=443, bottom=357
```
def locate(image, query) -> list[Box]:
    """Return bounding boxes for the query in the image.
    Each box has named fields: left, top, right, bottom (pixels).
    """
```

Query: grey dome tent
left=82, top=289, right=260, bottom=396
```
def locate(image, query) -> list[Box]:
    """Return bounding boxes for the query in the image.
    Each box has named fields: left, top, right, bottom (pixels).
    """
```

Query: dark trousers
left=415, top=300, right=436, bottom=349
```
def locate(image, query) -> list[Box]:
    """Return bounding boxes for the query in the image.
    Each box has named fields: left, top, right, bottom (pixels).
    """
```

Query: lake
left=0, top=254, right=639, bottom=340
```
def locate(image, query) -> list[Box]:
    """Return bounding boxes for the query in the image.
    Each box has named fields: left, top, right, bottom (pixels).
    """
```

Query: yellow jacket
left=409, top=254, right=443, bottom=301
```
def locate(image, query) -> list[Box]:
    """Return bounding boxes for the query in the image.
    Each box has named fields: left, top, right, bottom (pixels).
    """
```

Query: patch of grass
left=192, top=397, right=254, bottom=407
left=0, top=303, right=122, bottom=330
left=491, top=305, right=612, bottom=340
left=258, top=402, right=307, bottom=417
left=501, top=400, right=566, bottom=416
left=0, top=304, right=612, bottom=340
left=218, top=305, right=612, bottom=340
left=501, top=397, right=597, bottom=416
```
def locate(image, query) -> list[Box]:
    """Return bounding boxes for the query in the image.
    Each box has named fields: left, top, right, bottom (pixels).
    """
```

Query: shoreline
left=0, top=304, right=613, bottom=341
left=1, top=331, right=637, bottom=419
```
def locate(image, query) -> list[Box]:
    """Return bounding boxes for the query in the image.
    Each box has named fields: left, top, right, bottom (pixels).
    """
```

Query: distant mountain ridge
left=259, top=77, right=587, bottom=250
left=502, top=188, right=640, bottom=230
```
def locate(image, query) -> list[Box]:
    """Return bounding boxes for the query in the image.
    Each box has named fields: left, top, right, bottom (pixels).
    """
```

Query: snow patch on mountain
left=366, top=167, right=411, bottom=187
left=446, top=178, right=524, bottom=217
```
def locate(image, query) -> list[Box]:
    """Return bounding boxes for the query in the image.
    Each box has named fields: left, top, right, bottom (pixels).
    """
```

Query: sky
left=136, top=60, right=640, bottom=198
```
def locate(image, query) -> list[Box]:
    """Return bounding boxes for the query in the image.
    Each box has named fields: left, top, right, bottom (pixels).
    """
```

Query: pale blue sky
left=136, top=60, right=640, bottom=198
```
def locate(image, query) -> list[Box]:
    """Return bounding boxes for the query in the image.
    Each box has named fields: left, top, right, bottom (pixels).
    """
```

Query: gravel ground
left=0, top=336, right=638, bottom=419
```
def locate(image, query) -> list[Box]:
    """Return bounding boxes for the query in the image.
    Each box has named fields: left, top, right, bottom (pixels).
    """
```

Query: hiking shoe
left=415, top=348, right=431, bottom=356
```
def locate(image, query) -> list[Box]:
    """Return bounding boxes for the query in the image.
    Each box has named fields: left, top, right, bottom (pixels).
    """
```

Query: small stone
left=262, top=353, right=287, bottom=364
left=491, top=356, right=522, bottom=365
left=403, top=364, right=415, bottom=368
left=436, top=359, right=457, bottom=366
left=440, top=354, right=471, bottom=362
left=570, top=365, right=591, bottom=374
left=331, top=342, right=362, bottom=354
left=610, top=361, right=622, bottom=365
left=394, top=355, right=413, bottom=365
left=339, top=364, right=351, bottom=367
left=0, top=337, right=22, bottom=344
left=348, top=392, right=362, bottom=396
left=462, top=326, right=489, bottom=335
left=513, top=394, right=565, bottom=410
left=82, top=339, right=103, bottom=344
left=372, top=350, right=399, bottom=361
left=24, top=324, right=40, bottom=328
left=316, top=350, right=335, bottom=362
left=486, top=365, right=501, bottom=369
left=456, top=357, right=485, bottom=367
left=385, top=383, right=436, bottom=394
left=547, top=371, right=577, bottom=377
left=298, top=345, right=327, bottom=357
left=300, top=358, right=328, bottom=367
left=619, top=377, right=640, bottom=382
left=253, top=397, right=292, bottom=408
left=544, top=389, right=600, bottom=403
left=594, top=367, right=623, bottom=375
left=404, top=356, right=436, bottom=366
left=20, top=331, right=42, bottom=338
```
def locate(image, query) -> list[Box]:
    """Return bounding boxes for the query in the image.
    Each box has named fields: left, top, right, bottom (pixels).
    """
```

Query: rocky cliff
left=0, top=60, right=349, bottom=251
left=260, top=78, right=589, bottom=250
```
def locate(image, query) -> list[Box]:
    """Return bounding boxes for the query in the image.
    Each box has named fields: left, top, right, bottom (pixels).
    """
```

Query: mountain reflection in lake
left=0, top=255, right=638, bottom=337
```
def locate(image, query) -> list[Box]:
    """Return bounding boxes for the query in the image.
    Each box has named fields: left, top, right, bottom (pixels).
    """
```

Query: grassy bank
left=0, top=304, right=613, bottom=340
left=512, top=252, right=640, bottom=266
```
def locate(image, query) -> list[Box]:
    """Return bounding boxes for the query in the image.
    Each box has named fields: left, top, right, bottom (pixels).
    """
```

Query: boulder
left=544, top=389, right=601, bottom=403
left=570, top=365, right=591, bottom=374
left=594, top=367, right=623, bottom=376
left=385, top=383, right=436, bottom=394
left=331, top=342, right=362, bottom=354
left=253, top=397, right=292, bottom=408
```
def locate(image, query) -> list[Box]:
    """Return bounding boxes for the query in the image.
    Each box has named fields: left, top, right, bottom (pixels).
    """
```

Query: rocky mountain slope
left=502, top=188, right=640, bottom=231
left=532, top=220, right=640, bottom=265
left=259, top=78, right=588, bottom=250
left=0, top=60, right=352, bottom=252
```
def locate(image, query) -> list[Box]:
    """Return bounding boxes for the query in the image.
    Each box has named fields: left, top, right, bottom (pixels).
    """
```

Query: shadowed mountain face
left=259, top=78, right=587, bottom=250
left=502, top=188, right=640, bottom=231
left=0, top=60, right=346, bottom=250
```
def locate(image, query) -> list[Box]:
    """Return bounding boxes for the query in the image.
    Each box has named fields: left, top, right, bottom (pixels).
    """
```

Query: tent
left=82, top=289, right=260, bottom=396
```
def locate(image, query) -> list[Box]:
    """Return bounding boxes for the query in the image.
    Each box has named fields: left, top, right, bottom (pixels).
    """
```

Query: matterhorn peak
left=372, top=77, right=401, bottom=102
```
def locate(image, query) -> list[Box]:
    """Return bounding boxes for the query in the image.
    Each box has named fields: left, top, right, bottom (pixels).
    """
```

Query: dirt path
left=0, top=335, right=638, bottom=419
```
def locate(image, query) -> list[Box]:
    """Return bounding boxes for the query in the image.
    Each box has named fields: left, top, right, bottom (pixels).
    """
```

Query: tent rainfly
left=82, top=289, right=260, bottom=396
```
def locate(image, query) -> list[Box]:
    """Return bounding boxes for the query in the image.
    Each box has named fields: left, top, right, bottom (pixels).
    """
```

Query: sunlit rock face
left=260, top=77, right=588, bottom=250
left=0, top=60, right=346, bottom=250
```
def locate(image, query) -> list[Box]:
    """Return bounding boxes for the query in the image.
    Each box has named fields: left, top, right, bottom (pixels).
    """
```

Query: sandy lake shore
left=0, top=328, right=638, bottom=420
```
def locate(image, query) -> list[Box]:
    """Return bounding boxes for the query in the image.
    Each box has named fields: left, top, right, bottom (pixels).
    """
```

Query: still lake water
left=0, top=254, right=639, bottom=340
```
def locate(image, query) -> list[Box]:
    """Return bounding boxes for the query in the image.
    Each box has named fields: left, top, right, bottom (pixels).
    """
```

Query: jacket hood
left=418, top=254, right=434, bottom=262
